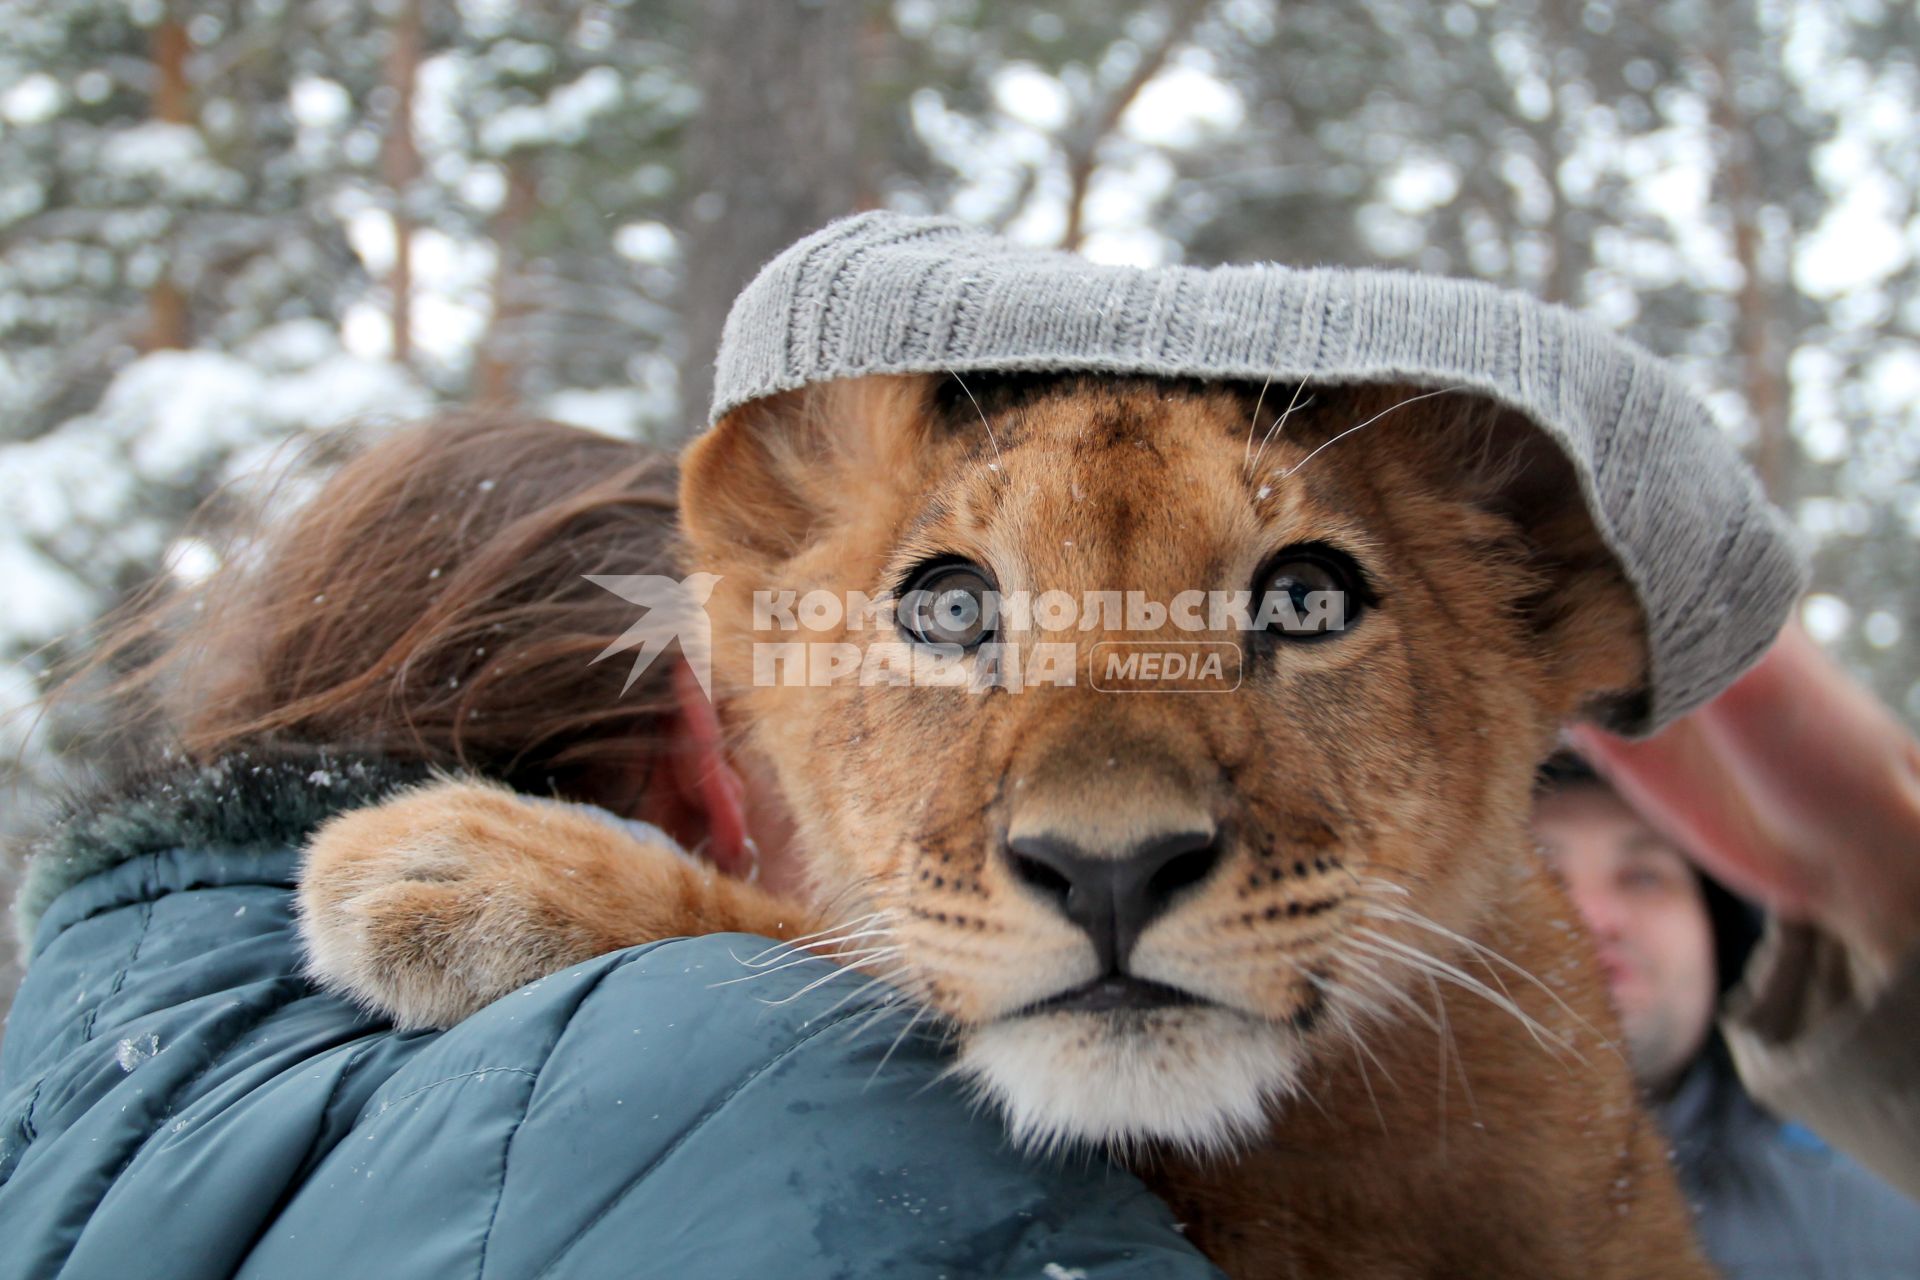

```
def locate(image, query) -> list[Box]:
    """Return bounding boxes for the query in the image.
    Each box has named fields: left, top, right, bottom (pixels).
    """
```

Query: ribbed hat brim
left=709, top=212, right=1806, bottom=734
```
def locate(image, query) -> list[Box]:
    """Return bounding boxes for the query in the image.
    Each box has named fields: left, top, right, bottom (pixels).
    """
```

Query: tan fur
left=301, top=374, right=1712, bottom=1277
left=299, top=779, right=826, bottom=1029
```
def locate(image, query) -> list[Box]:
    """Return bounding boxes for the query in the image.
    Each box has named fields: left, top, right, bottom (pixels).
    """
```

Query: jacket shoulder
left=244, top=933, right=1218, bottom=1279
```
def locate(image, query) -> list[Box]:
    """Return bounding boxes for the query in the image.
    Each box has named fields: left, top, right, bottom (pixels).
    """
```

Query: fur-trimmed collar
left=13, top=747, right=434, bottom=946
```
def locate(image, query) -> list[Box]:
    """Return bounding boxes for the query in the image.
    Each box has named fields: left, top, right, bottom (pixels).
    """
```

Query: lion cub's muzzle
left=958, top=805, right=1308, bottom=1152
left=1004, top=827, right=1222, bottom=1010
left=944, top=730, right=1320, bottom=1151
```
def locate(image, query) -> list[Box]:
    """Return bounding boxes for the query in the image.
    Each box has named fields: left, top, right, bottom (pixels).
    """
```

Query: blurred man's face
left=1533, top=784, right=1717, bottom=1092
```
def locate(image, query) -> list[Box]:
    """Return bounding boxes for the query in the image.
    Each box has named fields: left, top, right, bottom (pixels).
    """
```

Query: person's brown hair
left=49, top=409, right=683, bottom=806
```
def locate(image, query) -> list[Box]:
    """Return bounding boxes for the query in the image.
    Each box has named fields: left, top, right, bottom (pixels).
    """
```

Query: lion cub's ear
left=680, top=374, right=942, bottom=568
left=1399, top=394, right=1653, bottom=728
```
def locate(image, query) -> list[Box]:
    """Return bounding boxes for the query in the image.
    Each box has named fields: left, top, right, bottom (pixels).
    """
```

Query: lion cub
left=302, top=374, right=1713, bottom=1278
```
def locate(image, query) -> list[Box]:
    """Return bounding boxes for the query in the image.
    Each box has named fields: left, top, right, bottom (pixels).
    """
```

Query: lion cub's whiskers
left=1345, top=929, right=1584, bottom=1065
left=1266, top=385, right=1464, bottom=482
left=716, top=911, right=904, bottom=1003
left=831, top=970, right=921, bottom=1033
left=1358, top=901, right=1618, bottom=1061
left=733, top=946, right=908, bottom=1007
left=711, top=904, right=942, bottom=1042
left=1348, top=871, right=1603, bottom=1064
left=1347, top=1033, right=1394, bottom=1136
left=727, top=931, right=897, bottom=976
left=712, top=942, right=902, bottom=991
left=870, top=1003, right=941, bottom=1085
left=1355, top=873, right=1413, bottom=899
left=1241, top=372, right=1275, bottom=470
left=738, top=909, right=891, bottom=955
left=814, top=967, right=924, bottom=1040
left=945, top=366, right=1007, bottom=475
left=1247, top=372, right=1314, bottom=478
left=1321, top=956, right=1444, bottom=1036
left=730, top=910, right=894, bottom=967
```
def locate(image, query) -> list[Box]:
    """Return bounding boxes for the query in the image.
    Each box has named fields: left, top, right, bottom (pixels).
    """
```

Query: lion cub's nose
left=1005, top=829, right=1221, bottom=972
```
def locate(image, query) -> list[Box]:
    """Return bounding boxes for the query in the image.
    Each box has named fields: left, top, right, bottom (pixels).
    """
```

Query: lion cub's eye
left=1254, top=544, right=1371, bottom=640
left=898, top=559, right=998, bottom=650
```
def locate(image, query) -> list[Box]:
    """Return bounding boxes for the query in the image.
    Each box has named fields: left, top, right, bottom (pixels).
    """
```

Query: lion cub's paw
left=298, top=779, right=698, bottom=1029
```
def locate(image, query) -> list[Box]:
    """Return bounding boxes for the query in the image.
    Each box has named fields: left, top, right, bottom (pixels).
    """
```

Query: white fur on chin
left=954, top=1005, right=1304, bottom=1158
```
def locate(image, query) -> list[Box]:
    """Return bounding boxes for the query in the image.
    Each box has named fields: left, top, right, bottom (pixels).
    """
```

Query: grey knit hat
left=709, top=211, right=1805, bottom=735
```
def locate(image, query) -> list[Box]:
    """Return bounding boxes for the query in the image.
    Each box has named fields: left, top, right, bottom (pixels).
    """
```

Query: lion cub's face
left=681, top=373, right=1644, bottom=1154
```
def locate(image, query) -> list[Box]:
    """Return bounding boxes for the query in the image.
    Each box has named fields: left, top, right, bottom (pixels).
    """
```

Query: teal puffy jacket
left=0, top=754, right=1220, bottom=1278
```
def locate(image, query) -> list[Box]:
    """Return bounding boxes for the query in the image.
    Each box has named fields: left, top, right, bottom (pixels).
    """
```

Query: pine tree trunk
left=1534, top=0, right=1578, bottom=307
left=1708, top=20, right=1789, bottom=501
left=675, top=0, right=861, bottom=435
left=146, top=9, right=191, bottom=351
left=382, top=0, right=424, bottom=369
left=1061, top=0, right=1211, bottom=252
left=473, top=155, right=540, bottom=406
